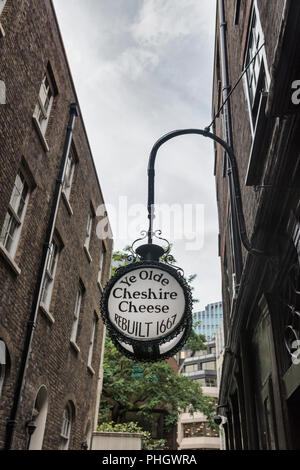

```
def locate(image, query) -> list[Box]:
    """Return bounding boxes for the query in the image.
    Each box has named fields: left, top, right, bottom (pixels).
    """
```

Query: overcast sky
left=53, top=0, right=220, bottom=311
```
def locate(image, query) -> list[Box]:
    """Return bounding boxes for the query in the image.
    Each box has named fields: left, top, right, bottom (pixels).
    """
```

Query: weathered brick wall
left=0, top=0, right=112, bottom=449
left=212, top=0, right=285, bottom=340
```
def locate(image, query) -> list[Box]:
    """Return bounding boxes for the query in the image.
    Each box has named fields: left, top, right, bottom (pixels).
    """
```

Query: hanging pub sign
left=100, top=239, right=193, bottom=362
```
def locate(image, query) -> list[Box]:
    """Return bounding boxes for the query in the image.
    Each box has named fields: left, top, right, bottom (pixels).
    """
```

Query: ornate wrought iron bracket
left=146, top=128, right=266, bottom=257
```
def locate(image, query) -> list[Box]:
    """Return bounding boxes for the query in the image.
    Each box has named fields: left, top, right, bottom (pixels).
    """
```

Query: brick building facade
left=212, top=0, right=300, bottom=449
left=0, top=0, right=113, bottom=450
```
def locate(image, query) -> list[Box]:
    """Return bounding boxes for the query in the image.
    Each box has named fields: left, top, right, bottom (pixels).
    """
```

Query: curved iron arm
left=147, top=128, right=264, bottom=256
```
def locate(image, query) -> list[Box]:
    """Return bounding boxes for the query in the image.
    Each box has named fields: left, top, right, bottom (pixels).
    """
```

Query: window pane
left=5, top=216, right=18, bottom=252
left=205, top=378, right=217, bottom=387
left=85, top=211, right=93, bottom=249
left=185, top=364, right=198, bottom=373
left=0, top=172, right=29, bottom=257
left=0, top=1, right=7, bottom=16
left=41, top=240, right=59, bottom=309
left=183, top=422, right=219, bottom=438
left=59, top=404, right=72, bottom=450
left=0, top=340, right=6, bottom=397
left=47, top=241, right=58, bottom=276
left=71, top=288, right=82, bottom=342
left=244, top=2, right=269, bottom=132
left=98, top=243, right=106, bottom=285
left=0, top=213, right=13, bottom=249
left=39, top=76, right=52, bottom=110
left=63, top=152, right=75, bottom=199
left=9, top=173, right=28, bottom=219
left=74, top=289, right=82, bottom=318
left=86, top=213, right=92, bottom=236
left=35, top=73, right=54, bottom=136
left=201, top=361, right=216, bottom=370
left=41, top=273, right=51, bottom=305
left=88, top=318, right=96, bottom=365
left=183, top=422, right=205, bottom=438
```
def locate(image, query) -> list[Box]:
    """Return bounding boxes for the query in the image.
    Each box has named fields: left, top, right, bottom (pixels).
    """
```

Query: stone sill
left=87, top=364, right=95, bottom=376
left=97, top=280, right=103, bottom=293
left=61, top=191, right=73, bottom=216
left=39, top=303, right=55, bottom=324
left=179, top=436, right=220, bottom=450
left=93, top=431, right=144, bottom=438
left=32, top=116, right=50, bottom=152
left=84, top=245, right=92, bottom=264
left=91, top=431, right=143, bottom=450
left=0, top=243, right=21, bottom=276
left=70, top=340, right=80, bottom=355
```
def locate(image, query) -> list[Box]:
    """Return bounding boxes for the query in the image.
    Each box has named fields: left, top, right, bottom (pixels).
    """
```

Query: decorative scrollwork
left=130, top=230, right=148, bottom=259
left=280, top=261, right=300, bottom=360
left=100, top=259, right=193, bottom=362
left=284, top=325, right=300, bottom=362
left=153, top=230, right=171, bottom=254
left=129, top=228, right=177, bottom=264
left=161, top=253, right=185, bottom=277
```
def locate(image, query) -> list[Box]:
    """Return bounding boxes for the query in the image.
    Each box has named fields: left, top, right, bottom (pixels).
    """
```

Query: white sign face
left=107, top=266, right=186, bottom=341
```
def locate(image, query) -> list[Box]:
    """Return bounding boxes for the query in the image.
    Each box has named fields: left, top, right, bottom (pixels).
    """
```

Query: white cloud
left=91, top=47, right=160, bottom=83
left=53, top=0, right=221, bottom=310
left=132, top=0, right=215, bottom=47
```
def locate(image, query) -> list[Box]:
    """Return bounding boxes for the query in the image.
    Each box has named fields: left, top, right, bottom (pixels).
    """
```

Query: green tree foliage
left=99, top=247, right=214, bottom=431
left=99, top=336, right=216, bottom=429
left=97, top=421, right=167, bottom=450
left=184, top=328, right=206, bottom=357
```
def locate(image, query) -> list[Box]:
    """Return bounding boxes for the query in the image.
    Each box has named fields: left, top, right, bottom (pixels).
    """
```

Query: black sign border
left=111, top=315, right=193, bottom=363
left=100, top=260, right=193, bottom=354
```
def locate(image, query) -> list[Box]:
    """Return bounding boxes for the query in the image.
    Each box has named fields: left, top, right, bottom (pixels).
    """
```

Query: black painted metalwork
left=100, top=258, right=193, bottom=362
left=147, top=128, right=265, bottom=256
left=281, top=261, right=300, bottom=361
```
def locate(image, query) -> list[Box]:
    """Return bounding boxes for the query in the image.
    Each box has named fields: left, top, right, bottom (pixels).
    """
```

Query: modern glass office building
left=193, top=302, right=223, bottom=341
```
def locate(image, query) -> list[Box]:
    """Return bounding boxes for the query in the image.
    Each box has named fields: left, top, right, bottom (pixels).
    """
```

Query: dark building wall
left=212, top=0, right=300, bottom=450
left=212, top=0, right=286, bottom=337
left=0, top=0, right=113, bottom=449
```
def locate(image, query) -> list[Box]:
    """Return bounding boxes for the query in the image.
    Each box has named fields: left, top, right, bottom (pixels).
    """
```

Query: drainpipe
left=5, top=103, right=80, bottom=450
left=218, top=0, right=243, bottom=284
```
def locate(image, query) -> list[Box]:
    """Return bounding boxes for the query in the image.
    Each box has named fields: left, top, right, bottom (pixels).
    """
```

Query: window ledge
left=70, top=340, right=80, bottom=355
left=0, top=23, right=5, bottom=38
left=87, top=364, right=95, bottom=376
left=84, top=245, right=92, bottom=263
left=0, top=243, right=21, bottom=276
left=97, top=280, right=103, bottom=292
left=61, top=190, right=73, bottom=216
left=32, top=116, right=50, bottom=152
left=39, top=303, right=55, bottom=324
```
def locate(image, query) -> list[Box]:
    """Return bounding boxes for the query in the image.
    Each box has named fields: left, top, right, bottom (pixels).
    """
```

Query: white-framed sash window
left=243, top=0, right=270, bottom=136
left=0, top=171, right=29, bottom=258
left=70, top=286, right=83, bottom=344
left=59, top=403, right=72, bottom=450
left=88, top=314, right=97, bottom=367
left=40, top=239, right=59, bottom=311
left=63, top=150, right=76, bottom=201
left=33, top=74, right=54, bottom=136
left=0, top=340, right=6, bottom=397
left=97, top=242, right=106, bottom=289
left=84, top=210, right=93, bottom=251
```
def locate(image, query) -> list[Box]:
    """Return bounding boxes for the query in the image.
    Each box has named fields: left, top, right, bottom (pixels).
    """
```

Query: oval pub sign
left=100, top=260, right=192, bottom=362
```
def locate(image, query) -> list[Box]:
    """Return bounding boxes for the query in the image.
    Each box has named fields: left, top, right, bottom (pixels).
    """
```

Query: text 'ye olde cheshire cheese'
left=108, top=268, right=186, bottom=340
